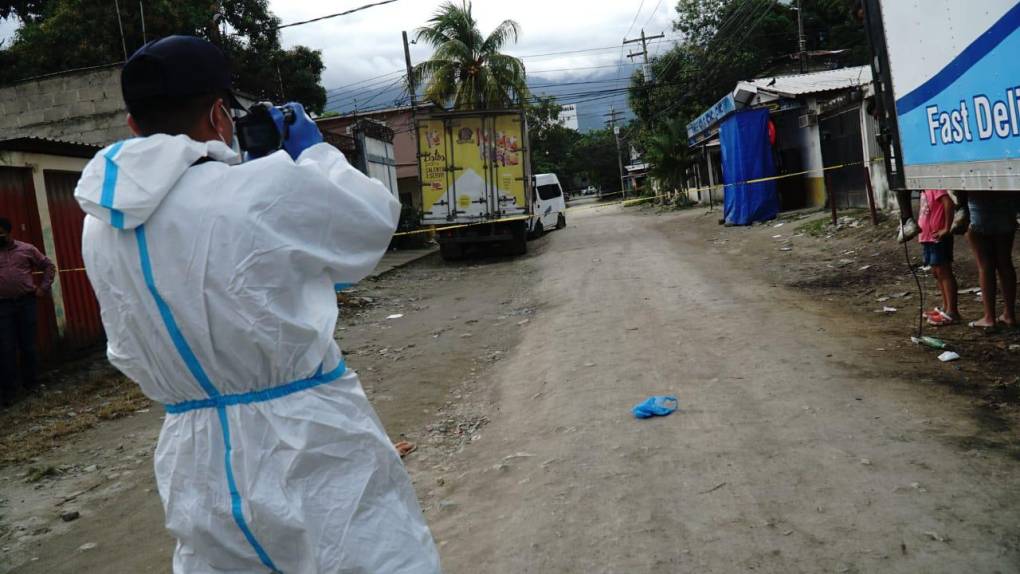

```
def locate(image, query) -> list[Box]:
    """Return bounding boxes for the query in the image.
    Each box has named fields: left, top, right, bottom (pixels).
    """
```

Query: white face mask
left=210, top=103, right=242, bottom=161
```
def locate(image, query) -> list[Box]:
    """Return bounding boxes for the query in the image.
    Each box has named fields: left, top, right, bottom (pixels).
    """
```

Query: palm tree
left=643, top=118, right=692, bottom=199
left=412, top=1, right=529, bottom=110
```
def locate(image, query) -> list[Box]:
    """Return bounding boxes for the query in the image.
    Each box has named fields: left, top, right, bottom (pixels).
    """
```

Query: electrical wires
left=276, top=0, right=400, bottom=30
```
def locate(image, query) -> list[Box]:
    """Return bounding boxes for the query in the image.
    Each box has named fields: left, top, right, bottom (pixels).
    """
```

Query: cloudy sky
left=272, top=0, right=679, bottom=127
left=2, top=1, right=680, bottom=129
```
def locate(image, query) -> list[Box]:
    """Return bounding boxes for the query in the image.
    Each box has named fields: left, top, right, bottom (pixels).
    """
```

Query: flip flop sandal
left=928, top=312, right=957, bottom=326
left=968, top=320, right=996, bottom=329
left=394, top=441, right=417, bottom=458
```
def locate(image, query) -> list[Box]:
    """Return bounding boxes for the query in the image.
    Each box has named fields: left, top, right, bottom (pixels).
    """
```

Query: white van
left=530, top=173, right=567, bottom=237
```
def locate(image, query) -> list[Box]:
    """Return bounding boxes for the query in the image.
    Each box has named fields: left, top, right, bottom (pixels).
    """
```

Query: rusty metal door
left=45, top=170, right=103, bottom=350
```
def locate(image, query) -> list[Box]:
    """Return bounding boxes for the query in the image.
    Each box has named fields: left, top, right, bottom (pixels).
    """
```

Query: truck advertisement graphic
left=419, top=118, right=449, bottom=215
left=865, top=0, right=1020, bottom=190
left=417, top=110, right=532, bottom=260
left=418, top=111, right=528, bottom=223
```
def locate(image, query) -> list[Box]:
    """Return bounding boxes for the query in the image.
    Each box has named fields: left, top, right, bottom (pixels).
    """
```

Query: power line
left=321, top=41, right=670, bottom=99
left=350, top=76, right=407, bottom=111
left=326, top=74, right=406, bottom=104
left=625, top=0, right=648, bottom=40
left=276, top=0, right=399, bottom=30
left=529, top=61, right=641, bottom=75
left=510, top=40, right=671, bottom=61
left=325, top=70, right=405, bottom=96
left=642, top=0, right=667, bottom=29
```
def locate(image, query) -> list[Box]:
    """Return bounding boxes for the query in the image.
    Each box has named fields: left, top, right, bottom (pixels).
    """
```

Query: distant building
left=557, top=104, right=579, bottom=131
left=317, top=104, right=434, bottom=215
left=684, top=66, right=890, bottom=212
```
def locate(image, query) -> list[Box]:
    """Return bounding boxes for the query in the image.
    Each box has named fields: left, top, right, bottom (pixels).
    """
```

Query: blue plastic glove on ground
left=269, top=102, right=323, bottom=160
left=632, top=396, right=679, bottom=419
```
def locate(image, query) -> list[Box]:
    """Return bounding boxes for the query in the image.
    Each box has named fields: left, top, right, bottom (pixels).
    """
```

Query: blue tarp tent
left=720, top=109, right=779, bottom=225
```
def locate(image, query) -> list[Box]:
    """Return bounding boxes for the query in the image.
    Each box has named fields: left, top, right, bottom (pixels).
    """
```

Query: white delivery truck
left=418, top=109, right=532, bottom=260
left=530, top=173, right=567, bottom=237
left=862, top=0, right=1020, bottom=194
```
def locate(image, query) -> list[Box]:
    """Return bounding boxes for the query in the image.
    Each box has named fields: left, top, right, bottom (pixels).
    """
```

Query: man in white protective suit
left=74, top=35, right=441, bottom=573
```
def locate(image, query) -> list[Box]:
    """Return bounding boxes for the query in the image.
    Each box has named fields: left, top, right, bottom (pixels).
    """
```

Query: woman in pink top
left=919, top=189, right=959, bottom=325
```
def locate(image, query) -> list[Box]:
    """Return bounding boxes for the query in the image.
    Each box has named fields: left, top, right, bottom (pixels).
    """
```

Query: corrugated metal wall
left=0, top=167, right=59, bottom=354
left=44, top=170, right=103, bottom=349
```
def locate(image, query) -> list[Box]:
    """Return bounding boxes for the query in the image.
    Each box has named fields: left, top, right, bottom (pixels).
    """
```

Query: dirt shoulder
left=660, top=205, right=1020, bottom=433
left=0, top=253, right=536, bottom=573
left=421, top=205, right=1019, bottom=573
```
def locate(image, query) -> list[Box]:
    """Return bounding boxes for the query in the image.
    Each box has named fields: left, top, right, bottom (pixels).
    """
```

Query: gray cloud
left=273, top=1, right=676, bottom=92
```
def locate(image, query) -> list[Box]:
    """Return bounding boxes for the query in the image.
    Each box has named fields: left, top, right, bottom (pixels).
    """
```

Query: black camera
left=235, top=102, right=297, bottom=157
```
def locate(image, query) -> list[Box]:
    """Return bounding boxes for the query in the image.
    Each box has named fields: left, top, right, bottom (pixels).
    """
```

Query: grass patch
left=797, top=217, right=832, bottom=237
left=0, top=365, right=151, bottom=467
left=24, top=465, right=60, bottom=483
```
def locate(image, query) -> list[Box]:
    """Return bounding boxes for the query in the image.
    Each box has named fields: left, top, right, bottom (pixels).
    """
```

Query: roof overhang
left=0, top=137, right=101, bottom=159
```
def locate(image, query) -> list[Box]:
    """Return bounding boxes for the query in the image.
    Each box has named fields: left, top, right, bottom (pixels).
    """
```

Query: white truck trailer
left=862, top=0, right=1020, bottom=193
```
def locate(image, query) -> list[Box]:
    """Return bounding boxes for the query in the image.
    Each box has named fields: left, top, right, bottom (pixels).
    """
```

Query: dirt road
left=3, top=205, right=1018, bottom=573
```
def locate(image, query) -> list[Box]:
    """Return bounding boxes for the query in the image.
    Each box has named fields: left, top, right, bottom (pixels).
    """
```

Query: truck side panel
left=876, top=0, right=1020, bottom=190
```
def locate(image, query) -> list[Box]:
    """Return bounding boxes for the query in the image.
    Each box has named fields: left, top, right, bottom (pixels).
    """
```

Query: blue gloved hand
left=268, top=102, right=323, bottom=160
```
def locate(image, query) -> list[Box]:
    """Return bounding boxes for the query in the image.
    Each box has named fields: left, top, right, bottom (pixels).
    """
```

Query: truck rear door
left=447, top=115, right=490, bottom=220
left=489, top=113, right=529, bottom=218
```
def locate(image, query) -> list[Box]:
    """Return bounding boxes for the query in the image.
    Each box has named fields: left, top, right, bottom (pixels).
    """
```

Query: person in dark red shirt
left=0, top=217, right=55, bottom=406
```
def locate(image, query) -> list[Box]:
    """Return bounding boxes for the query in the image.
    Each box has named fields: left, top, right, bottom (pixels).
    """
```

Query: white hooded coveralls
left=75, top=135, right=441, bottom=573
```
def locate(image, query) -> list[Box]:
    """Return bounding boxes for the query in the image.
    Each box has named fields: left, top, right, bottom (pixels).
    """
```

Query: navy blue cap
left=121, top=35, right=243, bottom=109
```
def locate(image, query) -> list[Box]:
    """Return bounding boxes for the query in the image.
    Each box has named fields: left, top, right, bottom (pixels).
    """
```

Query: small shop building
left=685, top=66, right=891, bottom=223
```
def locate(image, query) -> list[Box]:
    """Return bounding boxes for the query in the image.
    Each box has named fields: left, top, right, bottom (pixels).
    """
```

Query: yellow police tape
left=393, top=159, right=880, bottom=237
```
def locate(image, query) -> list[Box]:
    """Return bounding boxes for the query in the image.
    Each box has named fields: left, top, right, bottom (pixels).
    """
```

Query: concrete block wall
left=0, top=66, right=131, bottom=146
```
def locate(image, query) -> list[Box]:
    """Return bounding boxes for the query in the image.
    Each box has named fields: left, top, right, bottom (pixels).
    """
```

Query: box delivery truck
left=418, top=109, right=534, bottom=260
left=862, top=0, right=1020, bottom=194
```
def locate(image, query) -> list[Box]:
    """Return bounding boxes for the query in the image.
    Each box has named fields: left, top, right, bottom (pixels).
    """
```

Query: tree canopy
left=413, top=1, right=529, bottom=110
left=526, top=96, right=581, bottom=180
left=0, top=0, right=327, bottom=114
left=628, top=0, right=867, bottom=189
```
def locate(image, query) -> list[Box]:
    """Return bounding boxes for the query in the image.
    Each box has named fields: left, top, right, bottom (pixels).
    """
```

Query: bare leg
left=896, top=189, right=915, bottom=222
left=968, top=230, right=998, bottom=327
left=994, top=232, right=1016, bottom=326
left=932, top=265, right=946, bottom=310
left=941, top=264, right=960, bottom=319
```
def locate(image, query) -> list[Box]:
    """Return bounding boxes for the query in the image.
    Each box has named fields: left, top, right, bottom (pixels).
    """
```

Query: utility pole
left=605, top=107, right=627, bottom=199
left=275, top=62, right=286, bottom=101
left=402, top=31, right=418, bottom=113
left=113, top=0, right=128, bottom=60
left=624, top=29, right=666, bottom=80
left=139, top=1, right=147, bottom=44
left=402, top=31, right=422, bottom=199
left=797, top=0, right=807, bottom=73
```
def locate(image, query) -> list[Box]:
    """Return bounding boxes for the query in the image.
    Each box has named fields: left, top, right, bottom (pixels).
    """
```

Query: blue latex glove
left=269, top=102, right=323, bottom=160
left=632, top=396, right=679, bottom=419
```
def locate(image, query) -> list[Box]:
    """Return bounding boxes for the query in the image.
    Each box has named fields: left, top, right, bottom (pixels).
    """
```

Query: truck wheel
left=529, top=221, right=544, bottom=240
left=556, top=213, right=567, bottom=229
left=439, top=242, right=463, bottom=261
